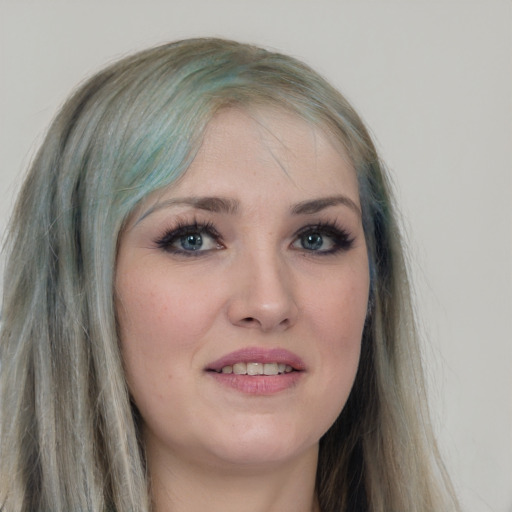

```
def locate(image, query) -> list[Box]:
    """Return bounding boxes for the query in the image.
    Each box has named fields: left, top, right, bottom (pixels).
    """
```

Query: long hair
left=0, top=38, right=460, bottom=511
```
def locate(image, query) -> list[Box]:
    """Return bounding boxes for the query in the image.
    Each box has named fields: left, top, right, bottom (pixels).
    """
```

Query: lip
left=205, top=347, right=306, bottom=395
left=206, top=347, right=306, bottom=372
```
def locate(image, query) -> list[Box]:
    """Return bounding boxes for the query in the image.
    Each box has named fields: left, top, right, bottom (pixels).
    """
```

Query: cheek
left=115, top=265, right=225, bottom=416
left=307, top=260, right=369, bottom=347
left=303, top=264, right=369, bottom=422
left=115, top=264, right=224, bottom=421
left=116, top=266, right=220, bottom=356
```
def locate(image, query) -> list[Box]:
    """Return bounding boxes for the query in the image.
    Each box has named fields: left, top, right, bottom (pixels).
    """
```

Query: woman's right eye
left=155, top=222, right=223, bottom=256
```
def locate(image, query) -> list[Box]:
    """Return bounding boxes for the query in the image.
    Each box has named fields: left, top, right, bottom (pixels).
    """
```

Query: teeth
left=233, top=363, right=246, bottom=375
left=247, top=362, right=263, bottom=375
left=219, top=362, right=294, bottom=375
left=263, top=363, right=278, bottom=375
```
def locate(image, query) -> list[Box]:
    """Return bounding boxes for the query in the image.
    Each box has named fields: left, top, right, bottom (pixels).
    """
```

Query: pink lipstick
left=206, top=347, right=305, bottom=395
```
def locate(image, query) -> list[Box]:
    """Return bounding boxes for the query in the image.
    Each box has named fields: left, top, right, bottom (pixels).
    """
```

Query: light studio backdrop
left=0, top=1, right=511, bottom=510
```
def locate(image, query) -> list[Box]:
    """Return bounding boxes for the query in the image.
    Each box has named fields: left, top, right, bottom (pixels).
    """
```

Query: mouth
left=206, top=347, right=306, bottom=375
left=210, top=362, right=295, bottom=376
left=205, top=347, right=305, bottom=394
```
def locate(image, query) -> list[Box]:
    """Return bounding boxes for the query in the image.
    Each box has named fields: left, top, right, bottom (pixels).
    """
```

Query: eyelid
left=292, top=221, right=350, bottom=238
left=154, top=220, right=224, bottom=255
left=291, top=221, right=355, bottom=254
left=153, top=217, right=355, bottom=257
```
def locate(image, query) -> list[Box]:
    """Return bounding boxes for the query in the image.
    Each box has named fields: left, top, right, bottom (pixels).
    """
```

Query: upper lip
left=206, top=347, right=306, bottom=372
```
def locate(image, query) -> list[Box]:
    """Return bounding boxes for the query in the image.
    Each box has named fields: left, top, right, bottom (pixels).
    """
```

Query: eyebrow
left=137, top=194, right=361, bottom=224
left=137, top=196, right=240, bottom=224
left=291, top=196, right=361, bottom=217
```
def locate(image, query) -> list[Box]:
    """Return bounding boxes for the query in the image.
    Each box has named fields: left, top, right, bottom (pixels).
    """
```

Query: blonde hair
left=0, top=38, right=459, bottom=511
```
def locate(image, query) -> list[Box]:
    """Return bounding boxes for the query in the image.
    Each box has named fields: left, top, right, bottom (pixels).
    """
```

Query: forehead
left=171, top=107, right=359, bottom=202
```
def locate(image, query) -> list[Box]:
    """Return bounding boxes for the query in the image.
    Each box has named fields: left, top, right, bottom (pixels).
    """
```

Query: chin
left=196, top=416, right=322, bottom=470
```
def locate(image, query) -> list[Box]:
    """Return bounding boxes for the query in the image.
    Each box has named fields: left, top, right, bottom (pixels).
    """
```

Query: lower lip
left=208, top=371, right=303, bottom=394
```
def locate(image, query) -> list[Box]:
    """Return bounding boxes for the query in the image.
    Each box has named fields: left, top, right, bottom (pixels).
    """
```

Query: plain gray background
left=1, top=1, right=511, bottom=510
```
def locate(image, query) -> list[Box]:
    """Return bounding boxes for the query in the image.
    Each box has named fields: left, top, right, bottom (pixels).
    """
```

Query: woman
left=0, top=38, right=459, bottom=511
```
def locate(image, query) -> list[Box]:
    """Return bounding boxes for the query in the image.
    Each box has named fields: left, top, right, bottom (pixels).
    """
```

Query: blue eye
left=293, top=223, right=354, bottom=254
left=180, top=233, right=205, bottom=251
left=301, top=232, right=324, bottom=251
left=155, top=222, right=223, bottom=255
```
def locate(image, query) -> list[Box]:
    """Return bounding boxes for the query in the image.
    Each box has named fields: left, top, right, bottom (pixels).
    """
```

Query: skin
left=115, top=108, right=370, bottom=512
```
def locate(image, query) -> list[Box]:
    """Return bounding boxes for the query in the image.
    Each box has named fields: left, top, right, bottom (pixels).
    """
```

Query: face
left=115, top=108, right=370, bottom=472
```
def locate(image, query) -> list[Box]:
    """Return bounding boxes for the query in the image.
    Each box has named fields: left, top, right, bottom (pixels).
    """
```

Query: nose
left=226, top=249, right=299, bottom=333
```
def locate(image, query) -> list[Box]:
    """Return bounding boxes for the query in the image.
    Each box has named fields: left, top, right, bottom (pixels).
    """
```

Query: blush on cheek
left=118, top=272, right=208, bottom=349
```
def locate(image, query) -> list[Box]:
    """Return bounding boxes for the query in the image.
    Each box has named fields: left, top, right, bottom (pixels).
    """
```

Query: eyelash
left=154, top=220, right=222, bottom=256
left=154, top=219, right=355, bottom=257
left=293, top=222, right=355, bottom=255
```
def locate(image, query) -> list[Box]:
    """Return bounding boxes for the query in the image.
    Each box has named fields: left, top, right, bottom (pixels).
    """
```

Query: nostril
left=239, top=317, right=271, bottom=329
left=238, top=316, right=291, bottom=331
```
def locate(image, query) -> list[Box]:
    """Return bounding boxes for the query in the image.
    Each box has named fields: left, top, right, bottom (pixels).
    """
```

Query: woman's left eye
left=291, top=224, right=354, bottom=254
left=155, top=222, right=223, bottom=255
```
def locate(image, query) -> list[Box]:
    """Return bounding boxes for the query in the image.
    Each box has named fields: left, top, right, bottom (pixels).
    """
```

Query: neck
left=148, top=444, right=321, bottom=512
